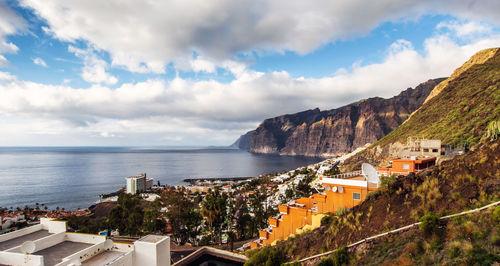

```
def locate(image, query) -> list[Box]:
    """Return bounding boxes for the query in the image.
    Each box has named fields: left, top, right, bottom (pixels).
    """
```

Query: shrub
left=448, top=241, right=462, bottom=258
left=198, top=235, right=211, bottom=246
left=317, top=257, right=334, bottom=266
left=419, top=212, right=442, bottom=238
left=331, top=246, right=349, bottom=266
left=366, top=190, right=381, bottom=201
left=467, top=245, right=499, bottom=265
left=321, top=214, right=336, bottom=226
left=485, top=120, right=500, bottom=141
left=245, top=246, right=287, bottom=266
left=493, top=206, right=500, bottom=223
left=380, top=174, right=398, bottom=194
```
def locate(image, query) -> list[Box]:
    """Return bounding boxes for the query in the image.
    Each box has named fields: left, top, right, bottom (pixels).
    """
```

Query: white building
left=0, top=218, right=170, bottom=266
left=126, top=173, right=154, bottom=195
left=1, top=214, right=25, bottom=230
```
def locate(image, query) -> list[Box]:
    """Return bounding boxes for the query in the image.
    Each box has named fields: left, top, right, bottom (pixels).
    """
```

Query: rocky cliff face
left=230, top=130, right=255, bottom=150
left=246, top=79, right=445, bottom=156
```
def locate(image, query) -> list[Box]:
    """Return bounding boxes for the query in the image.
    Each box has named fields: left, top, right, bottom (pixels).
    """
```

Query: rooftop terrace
left=0, top=229, right=51, bottom=251
left=32, top=241, right=92, bottom=266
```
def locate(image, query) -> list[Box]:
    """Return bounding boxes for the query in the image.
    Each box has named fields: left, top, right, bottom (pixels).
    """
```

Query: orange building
left=377, top=157, right=436, bottom=176
left=251, top=158, right=437, bottom=249
left=251, top=174, right=379, bottom=248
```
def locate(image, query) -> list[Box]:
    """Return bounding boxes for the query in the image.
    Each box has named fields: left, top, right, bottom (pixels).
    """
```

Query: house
left=0, top=218, right=171, bottom=266
left=1, top=214, right=25, bottom=230
left=251, top=167, right=380, bottom=248
left=377, top=157, right=436, bottom=176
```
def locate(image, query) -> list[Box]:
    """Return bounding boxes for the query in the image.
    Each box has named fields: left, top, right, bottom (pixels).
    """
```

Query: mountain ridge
left=234, top=78, right=445, bottom=156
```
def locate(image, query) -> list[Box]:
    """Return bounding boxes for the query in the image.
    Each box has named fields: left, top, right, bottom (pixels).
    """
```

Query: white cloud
left=19, top=0, right=500, bottom=73
left=68, top=45, right=118, bottom=85
left=32, top=57, right=47, bottom=67
left=0, top=30, right=499, bottom=145
left=0, top=71, right=15, bottom=81
left=437, top=20, right=492, bottom=38
left=0, top=0, right=25, bottom=66
left=190, top=57, right=217, bottom=74
left=0, top=55, right=8, bottom=67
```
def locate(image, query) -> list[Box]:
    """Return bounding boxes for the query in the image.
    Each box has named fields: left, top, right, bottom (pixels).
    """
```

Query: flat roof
left=0, top=230, right=52, bottom=251
left=138, top=235, right=165, bottom=243
left=32, top=241, right=92, bottom=266
left=81, top=250, right=126, bottom=265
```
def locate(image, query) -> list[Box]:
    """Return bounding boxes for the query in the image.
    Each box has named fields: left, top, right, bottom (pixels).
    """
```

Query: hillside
left=244, top=48, right=500, bottom=265
left=343, top=47, right=500, bottom=171
left=378, top=47, right=500, bottom=148
left=246, top=139, right=500, bottom=265
left=237, top=78, right=444, bottom=157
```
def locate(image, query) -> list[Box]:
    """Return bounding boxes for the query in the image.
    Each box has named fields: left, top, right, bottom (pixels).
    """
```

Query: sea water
left=0, top=147, right=322, bottom=210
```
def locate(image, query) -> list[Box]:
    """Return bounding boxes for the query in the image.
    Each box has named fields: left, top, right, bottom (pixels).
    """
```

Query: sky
left=0, top=0, right=499, bottom=146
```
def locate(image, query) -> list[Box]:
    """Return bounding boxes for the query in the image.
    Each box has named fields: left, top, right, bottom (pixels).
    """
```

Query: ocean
left=0, top=147, right=322, bottom=210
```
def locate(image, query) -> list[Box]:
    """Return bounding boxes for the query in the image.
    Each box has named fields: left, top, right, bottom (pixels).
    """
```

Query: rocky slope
left=247, top=137, right=500, bottom=265
left=242, top=78, right=444, bottom=156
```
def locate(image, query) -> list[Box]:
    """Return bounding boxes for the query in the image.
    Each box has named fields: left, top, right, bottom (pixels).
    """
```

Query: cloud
left=0, top=0, right=25, bottom=66
left=0, top=71, right=15, bottom=81
left=68, top=45, right=118, bottom=85
left=437, top=20, right=492, bottom=38
left=0, top=29, right=499, bottom=145
left=32, top=57, right=47, bottom=67
left=19, top=0, right=500, bottom=73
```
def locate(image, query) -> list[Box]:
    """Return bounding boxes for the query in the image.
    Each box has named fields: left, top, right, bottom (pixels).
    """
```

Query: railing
left=323, top=171, right=362, bottom=179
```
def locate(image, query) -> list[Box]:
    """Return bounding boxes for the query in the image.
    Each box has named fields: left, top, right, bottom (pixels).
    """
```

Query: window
left=402, top=164, right=410, bottom=170
left=432, top=149, right=439, bottom=153
left=353, top=193, right=361, bottom=200
left=423, top=148, right=429, bottom=152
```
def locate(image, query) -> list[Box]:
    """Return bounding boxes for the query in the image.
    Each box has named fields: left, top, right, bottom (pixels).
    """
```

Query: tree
left=201, top=188, right=227, bottom=244
left=108, top=193, right=144, bottom=236
left=249, top=186, right=276, bottom=236
left=163, top=187, right=202, bottom=244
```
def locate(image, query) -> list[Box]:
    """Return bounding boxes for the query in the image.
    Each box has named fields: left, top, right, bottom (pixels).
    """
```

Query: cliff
left=230, top=130, right=255, bottom=150
left=245, top=78, right=445, bottom=156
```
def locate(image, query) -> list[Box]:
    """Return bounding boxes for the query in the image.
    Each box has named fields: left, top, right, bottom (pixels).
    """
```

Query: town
left=0, top=137, right=469, bottom=265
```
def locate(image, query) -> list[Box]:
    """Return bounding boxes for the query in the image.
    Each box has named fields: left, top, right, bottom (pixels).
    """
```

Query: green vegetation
left=107, top=193, right=165, bottom=236
left=323, top=167, right=341, bottom=176
left=162, top=187, right=202, bottom=244
left=486, top=119, right=500, bottom=141
left=245, top=139, right=499, bottom=264
left=380, top=174, right=398, bottom=195
left=245, top=246, right=287, bottom=266
left=419, top=212, right=442, bottom=238
left=376, top=48, right=500, bottom=148
left=354, top=209, right=499, bottom=265
left=321, top=214, right=336, bottom=226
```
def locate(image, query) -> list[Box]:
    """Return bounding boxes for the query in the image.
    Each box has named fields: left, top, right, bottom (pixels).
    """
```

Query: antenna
left=338, top=186, right=344, bottom=193
left=21, top=241, right=36, bottom=254
left=104, top=239, right=114, bottom=250
left=362, top=163, right=380, bottom=184
left=332, top=186, right=338, bottom=193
